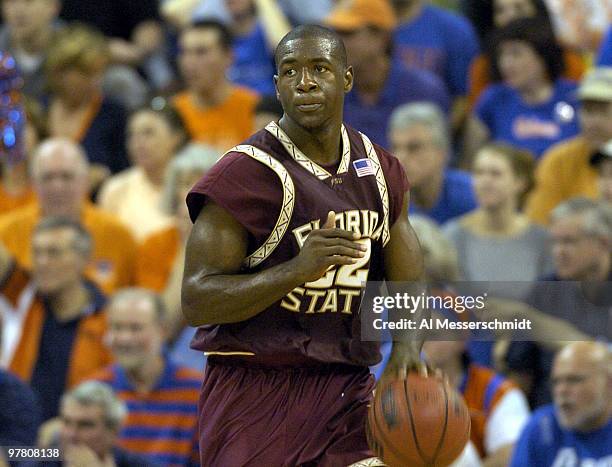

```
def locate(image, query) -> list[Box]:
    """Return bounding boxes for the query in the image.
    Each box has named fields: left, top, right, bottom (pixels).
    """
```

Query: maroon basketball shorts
left=197, top=360, right=381, bottom=467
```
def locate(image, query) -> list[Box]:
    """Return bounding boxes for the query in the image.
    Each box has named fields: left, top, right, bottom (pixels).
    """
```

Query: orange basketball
left=367, top=373, right=471, bottom=467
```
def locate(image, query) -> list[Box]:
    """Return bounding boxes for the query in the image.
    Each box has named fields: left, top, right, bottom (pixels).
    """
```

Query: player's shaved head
left=275, top=25, right=347, bottom=70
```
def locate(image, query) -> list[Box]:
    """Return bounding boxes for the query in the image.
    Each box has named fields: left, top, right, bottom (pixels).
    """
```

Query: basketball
left=367, top=373, right=471, bottom=467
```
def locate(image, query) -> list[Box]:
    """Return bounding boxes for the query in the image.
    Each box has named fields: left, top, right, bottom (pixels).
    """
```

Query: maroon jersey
left=187, top=122, right=408, bottom=368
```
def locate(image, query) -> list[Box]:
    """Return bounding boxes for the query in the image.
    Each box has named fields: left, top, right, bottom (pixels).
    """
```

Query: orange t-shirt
left=173, top=87, right=259, bottom=152
left=0, top=183, right=36, bottom=214
left=462, top=364, right=519, bottom=457
left=0, top=201, right=137, bottom=293
left=136, top=226, right=180, bottom=292
left=525, top=136, right=598, bottom=225
left=468, top=49, right=586, bottom=108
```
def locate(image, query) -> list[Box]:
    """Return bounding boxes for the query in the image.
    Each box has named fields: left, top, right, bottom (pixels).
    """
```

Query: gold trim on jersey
left=265, top=121, right=351, bottom=180
left=359, top=132, right=390, bottom=246
left=220, top=144, right=295, bottom=268
left=203, top=351, right=256, bottom=356
left=347, top=457, right=386, bottom=466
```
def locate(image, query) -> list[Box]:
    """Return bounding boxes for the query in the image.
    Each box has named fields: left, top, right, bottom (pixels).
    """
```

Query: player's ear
left=274, top=75, right=281, bottom=101
left=344, top=66, right=354, bottom=93
left=274, top=75, right=281, bottom=102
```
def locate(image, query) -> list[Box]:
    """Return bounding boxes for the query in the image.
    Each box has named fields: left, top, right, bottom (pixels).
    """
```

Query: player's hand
left=381, top=341, right=426, bottom=382
left=291, top=211, right=367, bottom=283
left=380, top=342, right=449, bottom=386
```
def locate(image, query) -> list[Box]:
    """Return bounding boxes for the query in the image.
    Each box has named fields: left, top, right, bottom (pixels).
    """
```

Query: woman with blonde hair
left=45, top=23, right=129, bottom=192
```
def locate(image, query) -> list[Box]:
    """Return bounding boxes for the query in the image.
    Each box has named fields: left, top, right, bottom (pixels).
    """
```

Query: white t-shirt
left=98, top=167, right=174, bottom=241
left=486, top=388, right=531, bottom=454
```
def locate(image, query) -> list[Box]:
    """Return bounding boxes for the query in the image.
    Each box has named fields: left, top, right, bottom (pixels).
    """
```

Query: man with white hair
left=0, top=138, right=137, bottom=293
left=504, top=198, right=611, bottom=407
left=90, top=288, right=201, bottom=467
left=38, top=381, right=160, bottom=466
left=514, top=197, right=612, bottom=338
left=510, top=342, right=611, bottom=466
left=389, top=102, right=476, bottom=224
left=548, top=198, right=611, bottom=284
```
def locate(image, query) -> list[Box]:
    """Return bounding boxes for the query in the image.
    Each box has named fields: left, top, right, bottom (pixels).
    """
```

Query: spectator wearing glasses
left=36, top=381, right=161, bottom=466
left=503, top=198, right=611, bottom=408
left=510, top=342, right=611, bottom=467
left=0, top=218, right=111, bottom=422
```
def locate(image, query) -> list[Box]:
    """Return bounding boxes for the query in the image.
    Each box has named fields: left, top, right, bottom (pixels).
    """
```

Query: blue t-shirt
left=475, top=80, right=580, bottom=159
left=343, top=59, right=450, bottom=149
left=409, top=169, right=477, bottom=224
left=511, top=404, right=612, bottom=467
left=597, top=25, right=612, bottom=66
left=393, top=4, right=480, bottom=97
left=227, top=22, right=275, bottom=96
left=30, top=283, right=106, bottom=421
left=81, top=97, right=129, bottom=174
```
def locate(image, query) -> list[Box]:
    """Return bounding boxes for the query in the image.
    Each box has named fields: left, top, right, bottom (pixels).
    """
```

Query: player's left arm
left=382, top=192, right=427, bottom=379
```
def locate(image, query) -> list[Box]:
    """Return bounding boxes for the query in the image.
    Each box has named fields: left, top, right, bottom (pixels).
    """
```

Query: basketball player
left=182, top=25, right=425, bottom=466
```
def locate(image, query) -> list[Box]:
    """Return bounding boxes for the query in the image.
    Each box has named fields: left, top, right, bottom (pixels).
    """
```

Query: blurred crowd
left=0, top=0, right=610, bottom=466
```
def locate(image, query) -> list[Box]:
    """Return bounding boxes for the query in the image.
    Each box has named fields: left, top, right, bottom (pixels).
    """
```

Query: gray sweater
left=444, top=220, right=554, bottom=299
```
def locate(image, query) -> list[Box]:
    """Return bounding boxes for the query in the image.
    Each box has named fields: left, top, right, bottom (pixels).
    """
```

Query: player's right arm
left=181, top=205, right=366, bottom=326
